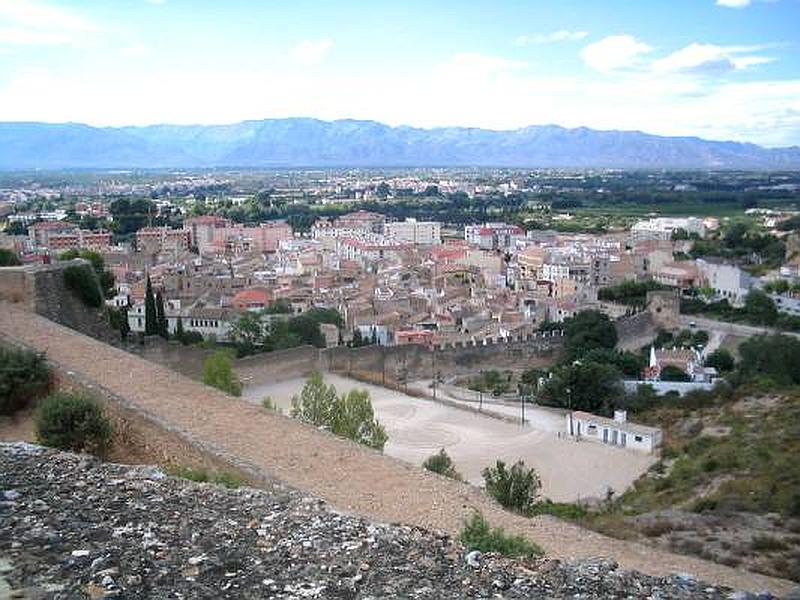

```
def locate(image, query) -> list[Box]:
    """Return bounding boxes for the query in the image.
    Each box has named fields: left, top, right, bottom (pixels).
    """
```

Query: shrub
left=460, top=512, right=543, bottom=558
left=63, top=264, right=103, bottom=307
left=166, top=466, right=243, bottom=489
left=35, top=392, right=112, bottom=454
left=529, top=500, right=587, bottom=520
left=751, top=535, right=788, bottom=552
left=423, top=448, right=463, bottom=481
left=0, top=347, right=51, bottom=415
left=660, top=365, right=691, bottom=382
left=0, top=248, right=21, bottom=266
left=482, top=460, right=541, bottom=514
left=202, top=350, right=242, bottom=396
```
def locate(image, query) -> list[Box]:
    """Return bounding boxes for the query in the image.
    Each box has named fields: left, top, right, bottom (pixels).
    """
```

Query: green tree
left=290, top=372, right=337, bottom=425
left=291, top=373, right=388, bottom=451
left=0, top=248, right=21, bottom=266
left=562, top=310, right=618, bottom=361
left=144, top=276, right=158, bottom=335
left=738, top=335, right=800, bottom=385
left=423, top=448, right=462, bottom=481
left=60, top=249, right=114, bottom=297
left=744, top=290, right=778, bottom=326
left=175, top=316, right=185, bottom=341
left=63, top=264, right=103, bottom=307
left=482, top=460, right=541, bottom=514
left=705, top=348, right=735, bottom=372
left=35, top=392, right=112, bottom=455
left=155, top=291, right=169, bottom=339
left=202, top=350, right=242, bottom=396
left=538, top=361, right=623, bottom=415
left=330, top=388, right=388, bottom=451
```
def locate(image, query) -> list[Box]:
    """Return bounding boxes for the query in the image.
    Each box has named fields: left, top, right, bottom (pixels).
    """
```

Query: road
left=679, top=314, right=800, bottom=340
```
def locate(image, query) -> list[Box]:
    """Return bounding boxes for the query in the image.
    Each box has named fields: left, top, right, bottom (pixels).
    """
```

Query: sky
left=0, top=0, right=799, bottom=146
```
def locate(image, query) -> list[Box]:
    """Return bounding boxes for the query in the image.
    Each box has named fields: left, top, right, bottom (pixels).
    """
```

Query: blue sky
left=0, top=0, right=798, bottom=146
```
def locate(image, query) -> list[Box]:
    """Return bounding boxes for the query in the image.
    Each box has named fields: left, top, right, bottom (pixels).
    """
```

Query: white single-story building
left=567, top=409, right=662, bottom=454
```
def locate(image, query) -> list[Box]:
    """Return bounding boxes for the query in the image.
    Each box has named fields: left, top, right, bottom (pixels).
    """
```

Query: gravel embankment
left=0, top=443, right=783, bottom=599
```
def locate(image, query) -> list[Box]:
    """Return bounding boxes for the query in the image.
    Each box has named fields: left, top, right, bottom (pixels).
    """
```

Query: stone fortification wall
left=322, top=331, right=564, bottom=384
left=236, top=345, right=322, bottom=386
left=0, top=261, right=114, bottom=342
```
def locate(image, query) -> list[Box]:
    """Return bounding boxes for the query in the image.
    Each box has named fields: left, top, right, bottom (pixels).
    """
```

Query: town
left=2, top=167, right=800, bottom=592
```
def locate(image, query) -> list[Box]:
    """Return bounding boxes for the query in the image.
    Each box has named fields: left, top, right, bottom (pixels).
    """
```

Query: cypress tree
left=144, top=276, right=158, bottom=336
left=155, top=291, right=169, bottom=339
left=175, top=317, right=185, bottom=343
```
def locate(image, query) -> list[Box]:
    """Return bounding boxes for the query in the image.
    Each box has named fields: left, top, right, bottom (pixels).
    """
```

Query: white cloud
left=654, top=42, right=774, bottom=74
left=0, top=26, right=71, bottom=45
left=716, top=0, right=752, bottom=7
left=0, top=0, right=95, bottom=33
left=514, top=30, right=587, bottom=46
left=436, top=52, right=527, bottom=79
left=288, top=38, right=332, bottom=65
left=0, top=0, right=97, bottom=47
left=120, top=44, right=151, bottom=58
left=0, top=50, right=798, bottom=147
left=580, top=35, right=653, bottom=72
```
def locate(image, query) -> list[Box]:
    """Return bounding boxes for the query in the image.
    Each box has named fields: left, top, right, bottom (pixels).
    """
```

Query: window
left=634, top=435, right=643, bottom=442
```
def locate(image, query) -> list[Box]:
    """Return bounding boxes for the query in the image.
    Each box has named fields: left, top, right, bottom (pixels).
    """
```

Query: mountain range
left=1, top=118, right=799, bottom=170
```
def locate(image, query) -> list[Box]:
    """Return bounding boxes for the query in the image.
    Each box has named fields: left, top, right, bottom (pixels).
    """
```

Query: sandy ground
left=245, top=374, right=655, bottom=502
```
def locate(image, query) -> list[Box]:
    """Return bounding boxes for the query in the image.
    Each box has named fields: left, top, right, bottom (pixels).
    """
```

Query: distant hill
left=1, top=118, right=799, bottom=170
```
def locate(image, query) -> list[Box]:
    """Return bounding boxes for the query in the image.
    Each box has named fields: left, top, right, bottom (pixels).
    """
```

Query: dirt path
left=0, top=304, right=793, bottom=596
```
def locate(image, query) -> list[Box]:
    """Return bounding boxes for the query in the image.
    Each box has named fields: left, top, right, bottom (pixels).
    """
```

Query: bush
left=660, top=365, right=691, bottom=382
left=460, top=512, right=543, bottom=558
left=482, top=460, right=541, bottom=514
left=166, top=465, right=244, bottom=489
left=529, top=500, right=588, bottom=520
left=63, top=264, right=103, bottom=307
left=423, top=448, right=463, bottom=481
left=0, top=248, right=21, bottom=266
left=35, top=392, right=112, bottom=454
left=0, top=347, right=51, bottom=415
left=202, top=350, right=242, bottom=396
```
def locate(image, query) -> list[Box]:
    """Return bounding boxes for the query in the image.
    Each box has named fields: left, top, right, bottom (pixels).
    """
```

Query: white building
left=568, top=409, right=662, bottom=454
left=386, top=218, right=441, bottom=245
left=770, top=293, right=800, bottom=316
left=127, top=301, right=236, bottom=341
left=631, top=217, right=706, bottom=242
left=697, top=259, right=752, bottom=307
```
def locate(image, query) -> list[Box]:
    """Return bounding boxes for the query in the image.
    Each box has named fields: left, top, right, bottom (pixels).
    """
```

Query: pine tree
left=155, top=291, right=169, bottom=339
left=144, top=276, right=158, bottom=336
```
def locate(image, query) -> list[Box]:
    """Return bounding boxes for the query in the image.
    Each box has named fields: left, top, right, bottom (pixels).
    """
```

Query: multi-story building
left=183, top=215, right=231, bottom=254
left=464, top=222, right=524, bottom=250
left=136, top=227, right=191, bottom=254
left=696, top=259, right=752, bottom=307
left=333, top=210, right=385, bottom=234
left=385, top=218, right=441, bottom=245
left=631, top=217, right=705, bottom=242
left=29, top=222, right=112, bottom=253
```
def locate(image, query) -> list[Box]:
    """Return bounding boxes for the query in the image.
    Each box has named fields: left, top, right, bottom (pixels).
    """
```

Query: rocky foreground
left=0, top=443, right=784, bottom=599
